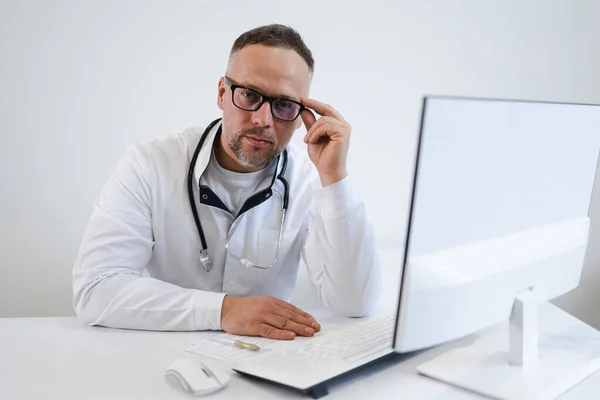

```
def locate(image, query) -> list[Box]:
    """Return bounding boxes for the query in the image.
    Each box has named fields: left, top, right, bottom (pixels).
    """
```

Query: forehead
left=227, top=44, right=311, bottom=100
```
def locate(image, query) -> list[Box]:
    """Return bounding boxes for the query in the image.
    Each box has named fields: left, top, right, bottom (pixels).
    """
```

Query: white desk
left=1, top=304, right=599, bottom=399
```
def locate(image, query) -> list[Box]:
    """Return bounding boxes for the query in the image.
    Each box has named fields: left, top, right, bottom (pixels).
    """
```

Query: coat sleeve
left=72, top=144, right=226, bottom=331
left=301, top=175, right=382, bottom=317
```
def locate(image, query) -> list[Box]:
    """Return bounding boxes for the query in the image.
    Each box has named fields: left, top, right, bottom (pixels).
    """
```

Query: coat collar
left=193, top=118, right=223, bottom=186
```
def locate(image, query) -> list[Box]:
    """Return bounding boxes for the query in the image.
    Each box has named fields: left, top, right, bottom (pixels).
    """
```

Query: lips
left=244, top=135, right=273, bottom=147
left=245, top=135, right=272, bottom=143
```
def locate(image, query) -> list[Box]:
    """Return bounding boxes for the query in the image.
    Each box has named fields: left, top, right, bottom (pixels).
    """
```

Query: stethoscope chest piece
left=199, top=249, right=212, bottom=272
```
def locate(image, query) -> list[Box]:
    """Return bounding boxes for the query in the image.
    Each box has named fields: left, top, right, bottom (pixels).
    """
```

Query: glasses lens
left=234, top=87, right=262, bottom=110
left=272, top=99, right=301, bottom=121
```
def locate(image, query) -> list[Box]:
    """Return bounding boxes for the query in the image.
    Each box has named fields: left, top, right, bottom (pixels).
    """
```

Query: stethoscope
left=187, top=118, right=289, bottom=272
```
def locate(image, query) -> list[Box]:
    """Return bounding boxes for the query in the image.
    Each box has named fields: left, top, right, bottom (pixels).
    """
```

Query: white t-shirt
left=201, top=149, right=271, bottom=216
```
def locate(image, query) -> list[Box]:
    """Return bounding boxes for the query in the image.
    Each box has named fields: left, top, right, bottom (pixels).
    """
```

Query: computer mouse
left=165, top=357, right=230, bottom=395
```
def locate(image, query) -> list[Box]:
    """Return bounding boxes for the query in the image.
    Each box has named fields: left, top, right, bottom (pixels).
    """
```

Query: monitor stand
left=416, top=289, right=600, bottom=400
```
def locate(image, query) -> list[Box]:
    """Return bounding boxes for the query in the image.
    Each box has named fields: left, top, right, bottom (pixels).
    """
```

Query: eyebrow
left=228, top=77, right=299, bottom=102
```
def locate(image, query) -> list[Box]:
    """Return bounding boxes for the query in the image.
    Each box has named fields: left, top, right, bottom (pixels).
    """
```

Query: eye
left=275, top=100, right=293, bottom=110
left=241, top=89, right=260, bottom=101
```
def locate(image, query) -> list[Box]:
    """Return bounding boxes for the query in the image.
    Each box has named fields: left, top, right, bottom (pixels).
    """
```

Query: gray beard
left=225, top=127, right=281, bottom=169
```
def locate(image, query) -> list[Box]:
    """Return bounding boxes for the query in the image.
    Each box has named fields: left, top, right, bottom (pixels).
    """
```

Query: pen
left=214, top=338, right=260, bottom=351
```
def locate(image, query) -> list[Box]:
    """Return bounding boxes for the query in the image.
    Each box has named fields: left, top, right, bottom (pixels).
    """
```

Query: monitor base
left=417, top=297, right=600, bottom=400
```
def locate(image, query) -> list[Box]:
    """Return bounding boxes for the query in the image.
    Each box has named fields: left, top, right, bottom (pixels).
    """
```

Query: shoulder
left=134, top=127, right=203, bottom=161
left=130, top=127, right=206, bottom=165
left=119, top=127, right=206, bottom=180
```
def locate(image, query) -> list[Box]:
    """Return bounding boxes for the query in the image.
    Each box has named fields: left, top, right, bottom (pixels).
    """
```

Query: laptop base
left=233, top=351, right=420, bottom=398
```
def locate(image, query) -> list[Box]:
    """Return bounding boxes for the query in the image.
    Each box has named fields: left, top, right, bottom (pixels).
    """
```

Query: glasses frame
left=223, top=76, right=306, bottom=122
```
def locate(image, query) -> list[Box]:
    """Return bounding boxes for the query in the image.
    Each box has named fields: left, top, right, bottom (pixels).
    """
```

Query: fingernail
left=287, top=331, right=295, bottom=338
left=305, top=327, right=314, bottom=335
left=312, top=323, right=319, bottom=330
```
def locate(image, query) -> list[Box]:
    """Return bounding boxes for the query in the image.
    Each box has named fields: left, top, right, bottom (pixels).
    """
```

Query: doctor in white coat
left=72, top=24, right=381, bottom=340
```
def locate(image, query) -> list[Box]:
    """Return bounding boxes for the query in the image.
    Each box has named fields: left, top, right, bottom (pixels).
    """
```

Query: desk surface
left=1, top=304, right=599, bottom=400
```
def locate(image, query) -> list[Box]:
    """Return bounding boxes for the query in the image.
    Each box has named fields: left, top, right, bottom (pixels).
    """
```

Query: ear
left=217, top=77, right=225, bottom=110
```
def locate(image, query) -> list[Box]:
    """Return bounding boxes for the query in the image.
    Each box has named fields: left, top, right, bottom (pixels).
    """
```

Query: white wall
left=1, top=0, right=599, bottom=323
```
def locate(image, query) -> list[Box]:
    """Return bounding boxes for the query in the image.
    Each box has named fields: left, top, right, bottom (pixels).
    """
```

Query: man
left=72, top=24, right=381, bottom=340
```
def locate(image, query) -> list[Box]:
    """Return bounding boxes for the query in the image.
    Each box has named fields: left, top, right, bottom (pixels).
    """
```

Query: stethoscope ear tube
left=278, top=149, right=290, bottom=209
left=187, top=118, right=222, bottom=271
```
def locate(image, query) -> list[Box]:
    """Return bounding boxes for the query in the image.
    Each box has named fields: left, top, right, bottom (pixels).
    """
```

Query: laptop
left=231, top=314, right=400, bottom=398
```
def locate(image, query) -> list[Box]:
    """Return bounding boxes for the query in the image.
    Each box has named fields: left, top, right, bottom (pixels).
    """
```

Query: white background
left=1, top=0, right=599, bottom=326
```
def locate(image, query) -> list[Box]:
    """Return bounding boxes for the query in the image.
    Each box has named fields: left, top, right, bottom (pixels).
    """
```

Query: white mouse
left=165, top=357, right=230, bottom=395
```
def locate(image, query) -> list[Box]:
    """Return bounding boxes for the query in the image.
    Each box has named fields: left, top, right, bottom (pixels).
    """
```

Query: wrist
left=319, top=170, right=347, bottom=187
left=220, top=294, right=237, bottom=327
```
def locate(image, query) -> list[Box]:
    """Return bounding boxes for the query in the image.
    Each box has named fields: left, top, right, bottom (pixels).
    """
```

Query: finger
left=272, top=304, right=321, bottom=332
left=301, top=98, right=345, bottom=122
left=264, top=314, right=315, bottom=337
left=304, top=117, right=344, bottom=143
left=271, top=297, right=317, bottom=321
left=300, top=108, right=317, bottom=132
left=256, top=323, right=296, bottom=340
left=303, top=116, right=338, bottom=138
left=305, top=123, right=342, bottom=145
left=272, top=298, right=321, bottom=331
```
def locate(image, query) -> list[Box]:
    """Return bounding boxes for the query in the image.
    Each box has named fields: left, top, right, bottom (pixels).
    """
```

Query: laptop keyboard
left=245, top=315, right=396, bottom=370
left=320, top=315, right=396, bottom=360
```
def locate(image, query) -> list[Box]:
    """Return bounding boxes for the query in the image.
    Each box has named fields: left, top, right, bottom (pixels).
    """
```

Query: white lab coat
left=72, top=120, right=381, bottom=331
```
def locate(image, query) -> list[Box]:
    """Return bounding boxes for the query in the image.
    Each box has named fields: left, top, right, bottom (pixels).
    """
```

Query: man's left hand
left=301, top=98, right=350, bottom=187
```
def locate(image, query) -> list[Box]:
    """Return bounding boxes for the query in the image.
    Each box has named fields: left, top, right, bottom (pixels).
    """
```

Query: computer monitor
left=393, top=96, right=600, bottom=400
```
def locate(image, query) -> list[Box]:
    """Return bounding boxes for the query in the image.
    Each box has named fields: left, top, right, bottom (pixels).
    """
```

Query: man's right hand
left=220, top=295, right=321, bottom=340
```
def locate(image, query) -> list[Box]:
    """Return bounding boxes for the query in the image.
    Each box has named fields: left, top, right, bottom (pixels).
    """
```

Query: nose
left=251, top=101, right=273, bottom=127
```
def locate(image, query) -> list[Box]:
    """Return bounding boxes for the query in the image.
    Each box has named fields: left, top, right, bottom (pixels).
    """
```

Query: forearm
left=73, top=270, right=226, bottom=331
left=70, top=143, right=230, bottom=331
left=303, top=178, right=382, bottom=317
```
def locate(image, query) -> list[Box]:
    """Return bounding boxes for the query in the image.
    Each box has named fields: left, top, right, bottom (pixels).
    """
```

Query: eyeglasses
left=223, top=76, right=305, bottom=122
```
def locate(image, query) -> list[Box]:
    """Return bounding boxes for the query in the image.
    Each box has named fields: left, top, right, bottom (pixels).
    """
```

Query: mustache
left=240, top=127, right=275, bottom=142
